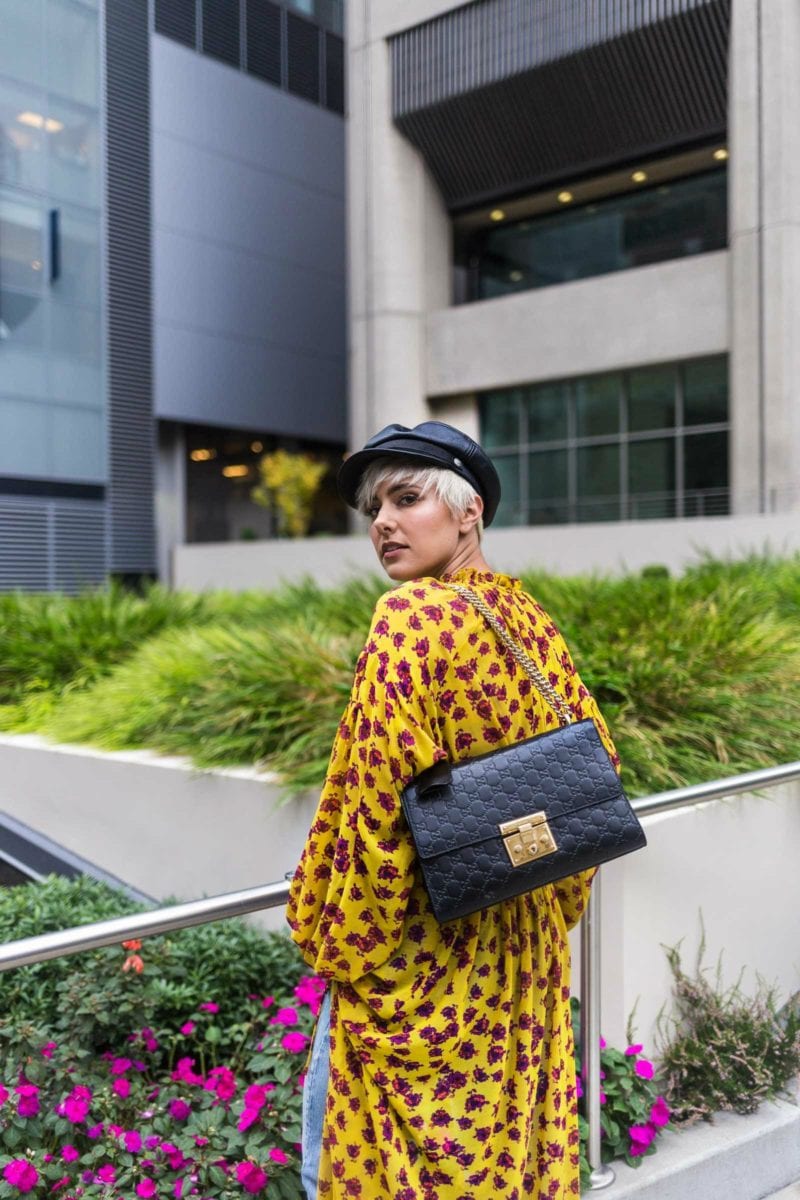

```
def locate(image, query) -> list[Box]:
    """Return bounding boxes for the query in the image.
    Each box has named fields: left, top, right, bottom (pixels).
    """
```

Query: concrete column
left=155, top=422, right=186, bottom=585
left=347, top=1, right=451, bottom=452
left=729, top=0, right=800, bottom=515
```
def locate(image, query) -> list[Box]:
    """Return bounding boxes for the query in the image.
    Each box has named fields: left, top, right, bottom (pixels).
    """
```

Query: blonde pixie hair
left=355, top=457, right=484, bottom=539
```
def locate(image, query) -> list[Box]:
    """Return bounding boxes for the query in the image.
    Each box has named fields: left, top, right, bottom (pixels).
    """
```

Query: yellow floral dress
left=287, top=568, right=620, bottom=1200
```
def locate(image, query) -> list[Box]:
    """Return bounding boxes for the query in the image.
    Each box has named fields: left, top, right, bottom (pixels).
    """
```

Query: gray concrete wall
left=151, top=35, right=346, bottom=442
left=1, top=733, right=796, bottom=1052
left=426, top=252, right=728, bottom=397
left=172, top=511, right=800, bottom=592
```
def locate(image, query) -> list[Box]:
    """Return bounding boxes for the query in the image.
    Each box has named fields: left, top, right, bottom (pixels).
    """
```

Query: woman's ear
left=459, top=493, right=484, bottom=536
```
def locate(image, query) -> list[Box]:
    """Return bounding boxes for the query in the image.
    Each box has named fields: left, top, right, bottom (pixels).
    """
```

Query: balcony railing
left=0, top=761, right=798, bottom=1188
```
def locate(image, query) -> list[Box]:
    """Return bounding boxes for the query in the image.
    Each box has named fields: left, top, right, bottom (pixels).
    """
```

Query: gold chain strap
left=450, top=583, right=574, bottom=728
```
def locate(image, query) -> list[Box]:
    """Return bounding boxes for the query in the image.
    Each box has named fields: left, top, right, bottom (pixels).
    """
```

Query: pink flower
left=629, top=1124, right=656, bottom=1156
left=650, top=1096, right=670, bottom=1128
left=0, top=1084, right=8, bottom=1106
left=41, top=1041, right=57, bottom=1059
left=199, top=1002, right=219, bottom=1013
left=136, top=1180, right=157, bottom=1198
left=236, top=1163, right=268, bottom=1194
left=206, top=1066, right=237, bottom=1102
left=243, top=1085, right=270, bottom=1112
left=15, top=1082, right=40, bottom=1117
left=169, top=1099, right=191, bottom=1121
left=96, top=1164, right=116, bottom=1184
left=87, top=1123, right=104, bottom=1140
left=194, top=1137, right=209, bottom=1148
left=576, top=1077, right=583, bottom=1099
left=294, top=977, right=326, bottom=1016
left=268, top=1148, right=288, bottom=1165
left=111, top=1057, right=133, bottom=1075
left=63, top=1085, right=92, bottom=1124
left=174, top=1181, right=183, bottom=1199
left=61, top=1146, right=79, bottom=1163
left=261, top=996, right=275, bottom=1010
left=124, top=1130, right=143, bottom=1153
left=625, top=1043, right=644, bottom=1056
left=270, top=1007, right=298, bottom=1027
left=113, top=1078, right=131, bottom=1099
left=635, top=1058, right=655, bottom=1080
left=180, top=1022, right=196, bottom=1036
left=51, top=1176, right=69, bottom=1192
left=161, top=1142, right=185, bottom=1171
left=139, top=1027, right=159, bottom=1053
left=281, top=1032, right=310, bottom=1054
left=172, top=1057, right=205, bottom=1087
left=4, top=1161, right=39, bottom=1193
left=238, top=1108, right=260, bottom=1133
left=145, top=1136, right=161, bottom=1151
left=599, top=1036, right=606, bottom=1048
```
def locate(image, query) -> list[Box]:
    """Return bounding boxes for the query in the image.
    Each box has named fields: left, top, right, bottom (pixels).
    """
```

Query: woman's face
left=366, top=477, right=476, bottom=581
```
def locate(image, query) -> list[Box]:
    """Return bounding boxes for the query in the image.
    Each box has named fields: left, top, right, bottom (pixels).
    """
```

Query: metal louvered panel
left=390, top=0, right=730, bottom=211
left=325, top=31, right=344, bottom=114
left=246, top=0, right=282, bottom=85
left=287, top=11, right=320, bottom=103
left=202, top=0, right=242, bottom=67
left=0, top=496, right=107, bottom=593
left=53, top=503, right=107, bottom=592
left=154, top=0, right=197, bottom=47
left=105, top=1, right=156, bottom=574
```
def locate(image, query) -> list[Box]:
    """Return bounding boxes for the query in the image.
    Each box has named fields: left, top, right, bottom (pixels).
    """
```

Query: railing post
left=581, top=871, right=615, bottom=1190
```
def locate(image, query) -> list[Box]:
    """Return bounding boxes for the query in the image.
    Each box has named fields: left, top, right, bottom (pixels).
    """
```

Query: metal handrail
left=581, top=758, right=800, bottom=1190
left=0, top=762, right=797, bottom=1189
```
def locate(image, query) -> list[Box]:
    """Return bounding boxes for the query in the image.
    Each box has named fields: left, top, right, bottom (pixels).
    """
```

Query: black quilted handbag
left=400, top=584, right=646, bottom=922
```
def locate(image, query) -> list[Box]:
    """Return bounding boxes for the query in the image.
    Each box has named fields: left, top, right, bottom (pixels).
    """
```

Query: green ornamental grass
left=0, top=554, right=798, bottom=798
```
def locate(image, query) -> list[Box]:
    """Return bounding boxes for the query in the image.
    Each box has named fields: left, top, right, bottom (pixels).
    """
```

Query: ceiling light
left=631, top=170, right=648, bottom=183
left=18, top=111, right=45, bottom=129
left=30, top=260, right=42, bottom=271
left=713, top=147, right=729, bottom=161
left=489, top=209, right=506, bottom=222
left=44, top=117, right=63, bottom=133
left=190, top=448, right=215, bottom=462
left=223, top=465, right=249, bottom=478
left=509, top=270, right=523, bottom=282
left=557, top=191, right=573, bottom=204
left=250, top=440, right=263, bottom=453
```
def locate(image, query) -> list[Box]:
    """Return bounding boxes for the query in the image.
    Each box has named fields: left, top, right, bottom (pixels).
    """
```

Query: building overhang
left=389, top=0, right=730, bottom=212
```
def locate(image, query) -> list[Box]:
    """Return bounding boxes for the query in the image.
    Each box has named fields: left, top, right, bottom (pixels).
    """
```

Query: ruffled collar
left=440, top=567, right=522, bottom=591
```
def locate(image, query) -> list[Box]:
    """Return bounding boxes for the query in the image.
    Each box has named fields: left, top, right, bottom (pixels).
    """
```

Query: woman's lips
left=382, top=543, right=407, bottom=560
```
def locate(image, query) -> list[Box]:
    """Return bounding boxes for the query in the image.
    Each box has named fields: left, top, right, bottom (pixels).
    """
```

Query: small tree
left=251, top=449, right=327, bottom=538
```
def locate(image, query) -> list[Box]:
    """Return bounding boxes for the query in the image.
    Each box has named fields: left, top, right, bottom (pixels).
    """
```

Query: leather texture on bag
left=401, top=717, right=647, bottom=923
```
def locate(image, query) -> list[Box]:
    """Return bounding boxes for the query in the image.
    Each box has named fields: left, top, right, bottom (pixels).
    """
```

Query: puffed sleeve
left=286, top=588, right=446, bottom=983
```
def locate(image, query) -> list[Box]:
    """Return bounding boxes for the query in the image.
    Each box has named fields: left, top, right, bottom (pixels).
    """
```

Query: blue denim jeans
left=301, top=986, right=332, bottom=1200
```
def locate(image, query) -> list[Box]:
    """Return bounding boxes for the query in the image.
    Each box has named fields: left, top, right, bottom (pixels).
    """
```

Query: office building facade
left=0, top=0, right=346, bottom=590
left=348, top=0, right=800, bottom=530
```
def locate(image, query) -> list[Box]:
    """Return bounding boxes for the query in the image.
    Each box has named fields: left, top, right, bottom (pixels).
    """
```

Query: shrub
left=0, top=877, right=305, bottom=1058
left=571, top=999, right=670, bottom=1181
left=656, top=941, right=800, bottom=1124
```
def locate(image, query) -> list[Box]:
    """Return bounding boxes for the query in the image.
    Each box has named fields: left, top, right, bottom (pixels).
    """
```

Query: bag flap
left=402, top=718, right=625, bottom=860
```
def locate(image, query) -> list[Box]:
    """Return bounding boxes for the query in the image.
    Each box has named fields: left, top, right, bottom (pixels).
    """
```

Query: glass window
left=628, top=438, right=676, bottom=519
left=628, top=364, right=676, bottom=432
left=467, top=169, right=727, bottom=302
left=576, top=444, right=619, bottom=522
left=47, top=0, right=99, bottom=107
left=528, top=449, right=568, bottom=524
left=527, top=383, right=568, bottom=442
left=493, top=454, right=522, bottom=525
left=0, top=79, right=47, bottom=192
left=683, top=356, right=728, bottom=426
left=575, top=374, right=619, bottom=437
left=684, top=431, right=728, bottom=515
left=50, top=300, right=101, bottom=363
left=46, top=98, right=100, bottom=207
left=53, top=207, right=101, bottom=306
left=0, top=397, right=49, bottom=475
left=0, top=194, right=45, bottom=292
left=51, top=405, right=104, bottom=479
left=0, top=1, right=44, bottom=89
left=482, top=392, right=520, bottom=448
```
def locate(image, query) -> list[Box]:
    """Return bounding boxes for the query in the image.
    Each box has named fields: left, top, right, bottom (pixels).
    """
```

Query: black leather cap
left=337, top=421, right=502, bottom=527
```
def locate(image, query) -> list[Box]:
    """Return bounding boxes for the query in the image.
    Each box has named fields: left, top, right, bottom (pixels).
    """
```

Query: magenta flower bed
left=0, top=949, right=324, bottom=1200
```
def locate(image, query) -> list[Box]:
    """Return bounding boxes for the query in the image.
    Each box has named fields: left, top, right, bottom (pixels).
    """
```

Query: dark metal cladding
left=390, top=0, right=731, bottom=211
left=105, top=0, right=156, bottom=573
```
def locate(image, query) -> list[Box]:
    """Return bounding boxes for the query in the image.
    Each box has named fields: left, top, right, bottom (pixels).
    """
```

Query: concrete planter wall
left=1, top=732, right=798, bottom=1050
left=173, top=512, right=800, bottom=592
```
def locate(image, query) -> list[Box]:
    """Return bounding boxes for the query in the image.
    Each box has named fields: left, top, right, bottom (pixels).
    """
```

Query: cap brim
left=337, top=443, right=461, bottom=508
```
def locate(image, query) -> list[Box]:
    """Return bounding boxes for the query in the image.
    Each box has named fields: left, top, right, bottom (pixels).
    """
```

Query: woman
left=287, top=421, right=620, bottom=1200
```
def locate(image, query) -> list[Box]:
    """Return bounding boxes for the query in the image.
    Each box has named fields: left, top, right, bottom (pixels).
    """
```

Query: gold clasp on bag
left=499, top=812, right=557, bottom=867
